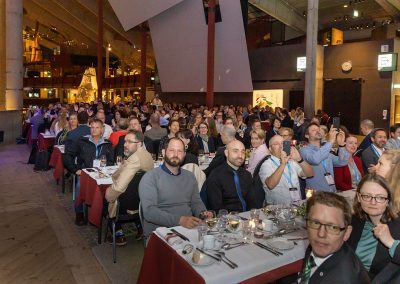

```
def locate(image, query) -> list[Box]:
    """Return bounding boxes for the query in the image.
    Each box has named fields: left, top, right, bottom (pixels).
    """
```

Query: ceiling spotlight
left=343, top=4, right=348, bottom=8
left=353, top=10, right=359, bottom=17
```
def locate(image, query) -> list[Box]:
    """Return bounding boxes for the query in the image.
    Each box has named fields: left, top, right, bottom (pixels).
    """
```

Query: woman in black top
left=176, top=129, right=199, bottom=165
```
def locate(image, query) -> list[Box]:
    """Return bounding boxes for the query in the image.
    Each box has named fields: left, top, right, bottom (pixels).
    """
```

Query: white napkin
left=155, top=227, right=184, bottom=248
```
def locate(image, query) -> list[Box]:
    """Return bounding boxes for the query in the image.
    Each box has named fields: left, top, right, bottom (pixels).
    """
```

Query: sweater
left=139, top=167, right=206, bottom=237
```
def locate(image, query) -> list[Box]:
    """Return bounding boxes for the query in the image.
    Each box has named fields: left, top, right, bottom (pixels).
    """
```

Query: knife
left=170, top=228, right=190, bottom=241
left=196, top=248, right=221, bottom=262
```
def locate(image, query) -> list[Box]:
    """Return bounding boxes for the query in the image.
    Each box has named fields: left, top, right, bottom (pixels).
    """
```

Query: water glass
left=197, top=223, right=208, bottom=242
left=242, top=221, right=253, bottom=242
left=250, top=208, right=260, bottom=221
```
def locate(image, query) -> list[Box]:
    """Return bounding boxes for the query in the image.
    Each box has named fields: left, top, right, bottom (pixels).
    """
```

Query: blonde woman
left=247, top=129, right=269, bottom=176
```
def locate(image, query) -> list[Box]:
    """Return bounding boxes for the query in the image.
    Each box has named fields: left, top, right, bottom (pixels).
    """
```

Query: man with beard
left=105, top=130, right=153, bottom=244
left=114, top=116, right=143, bottom=159
left=139, top=138, right=207, bottom=238
left=299, top=123, right=348, bottom=192
left=361, top=128, right=388, bottom=173
left=206, top=140, right=257, bottom=212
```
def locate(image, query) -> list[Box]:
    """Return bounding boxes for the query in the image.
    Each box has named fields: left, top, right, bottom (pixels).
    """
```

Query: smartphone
left=283, top=141, right=291, bottom=156
left=332, top=117, right=340, bottom=129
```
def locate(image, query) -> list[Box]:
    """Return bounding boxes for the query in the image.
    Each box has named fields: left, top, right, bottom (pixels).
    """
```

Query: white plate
left=186, top=250, right=217, bottom=267
left=266, top=237, right=294, bottom=250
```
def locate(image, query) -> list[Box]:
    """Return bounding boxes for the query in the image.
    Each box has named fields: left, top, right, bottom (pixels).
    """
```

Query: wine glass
left=228, top=214, right=240, bottom=233
left=216, top=217, right=227, bottom=241
left=100, top=155, right=107, bottom=168
left=217, top=209, right=228, bottom=218
left=115, top=156, right=123, bottom=167
left=204, top=210, right=217, bottom=231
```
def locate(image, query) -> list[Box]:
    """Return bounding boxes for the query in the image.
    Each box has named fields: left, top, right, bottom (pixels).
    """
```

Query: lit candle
left=306, top=189, right=313, bottom=199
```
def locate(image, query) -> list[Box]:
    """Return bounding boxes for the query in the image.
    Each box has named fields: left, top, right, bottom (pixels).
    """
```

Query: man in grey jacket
left=139, top=137, right=206, bottom=237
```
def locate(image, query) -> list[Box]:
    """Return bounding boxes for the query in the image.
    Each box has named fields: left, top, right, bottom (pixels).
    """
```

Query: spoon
left=215, top=251, right=238, bottom=268
left=223, top=242, right=249, bottom=250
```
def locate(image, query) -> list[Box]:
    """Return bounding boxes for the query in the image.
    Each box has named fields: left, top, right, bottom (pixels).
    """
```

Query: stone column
left=0, top=0, right=6, bottom=110
left=304, top=0, right=318, bottom=118
left=5, top=0, right=23, bottom=111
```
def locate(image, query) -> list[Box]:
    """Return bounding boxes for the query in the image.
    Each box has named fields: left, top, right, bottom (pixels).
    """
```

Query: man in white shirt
left=299, top=191, right=369, bottom=283
left=259, top=135, right=313, bottom=204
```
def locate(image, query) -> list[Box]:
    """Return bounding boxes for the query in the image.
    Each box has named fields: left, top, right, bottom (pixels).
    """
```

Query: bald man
left=206, top=140, right=257, bottom=212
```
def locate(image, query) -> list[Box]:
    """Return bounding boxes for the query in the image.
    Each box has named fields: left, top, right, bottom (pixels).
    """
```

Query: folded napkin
left=155, top=227, right=184, bottom=248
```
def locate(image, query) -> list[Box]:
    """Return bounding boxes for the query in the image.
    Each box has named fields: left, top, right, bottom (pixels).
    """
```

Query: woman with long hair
left=176, top=129, right=199, bottom=165
left=348, top=174, right=400, bottom=280
left=158, top=119, right=180, bottom=154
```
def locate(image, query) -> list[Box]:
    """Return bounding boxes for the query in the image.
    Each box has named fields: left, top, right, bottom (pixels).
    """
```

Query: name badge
left=93, top=159, right=101, bottom=168
left=289, top=187, right=301, bottom=201
left=324, top=173, right=335, bottom=186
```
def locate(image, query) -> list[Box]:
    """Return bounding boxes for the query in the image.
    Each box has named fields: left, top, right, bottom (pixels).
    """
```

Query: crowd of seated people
left=23, top=99, right=400, bottom=281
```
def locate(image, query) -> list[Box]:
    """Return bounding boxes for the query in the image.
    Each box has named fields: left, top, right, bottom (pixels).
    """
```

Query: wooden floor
left=0, top=144, right=110, bottom=284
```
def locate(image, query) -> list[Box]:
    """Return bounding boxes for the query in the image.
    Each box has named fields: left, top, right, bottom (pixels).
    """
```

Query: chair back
left=118, top=170, right=146, bottom=214
left=144, top=136, right=161, bottom=159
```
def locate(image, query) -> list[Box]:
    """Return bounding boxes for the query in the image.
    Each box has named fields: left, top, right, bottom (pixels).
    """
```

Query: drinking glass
left=250, top=208, right=260, bottom=221
left=228, top=214, right=240, bottom=233
left=216, top=218, right=227, bottom=241
left=204, top=210, right=217, bottom=231
left=197, top=222, right=208, bottom=242
left=100, top=155, right=107, bottom=168
left=242, top=221, right=253, bottom=242
left=217, top=209, right=228, bottom=218
left=115, top=156, right=123, bottom=167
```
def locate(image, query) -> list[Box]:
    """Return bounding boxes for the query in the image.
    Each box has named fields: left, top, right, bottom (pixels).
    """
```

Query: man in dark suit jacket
left=299, top=192, right=370, bottom=284
left=361, top=128, right=387, bottom=174
left=357, top=119, right=374, bottom=154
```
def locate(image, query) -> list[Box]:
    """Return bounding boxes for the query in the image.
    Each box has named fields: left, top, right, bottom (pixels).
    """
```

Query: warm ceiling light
left=343, top=4, right=348, bottom=8
left=353, top=10, right=359, bottom=17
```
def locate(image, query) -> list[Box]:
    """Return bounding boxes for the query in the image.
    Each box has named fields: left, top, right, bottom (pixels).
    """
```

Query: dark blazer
left=195, top=135, right=216, bottom=153
left=302, top=243, right=370, bottom=284
left=361, top=145, right=379, bottom=173
left=333, top=156, right=365, bottom=191
left=358, top=133, right=372, bottom=153
left=114, top=134, right=126, bottom=160
left=265, top=128, right=279, bottom=146
left=206, top=162, right=257, bottom=212
left=347, top=216, right=400, bottom=280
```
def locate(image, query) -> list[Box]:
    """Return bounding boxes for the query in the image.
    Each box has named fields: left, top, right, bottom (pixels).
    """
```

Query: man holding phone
left=299, top=123, right=349, bottom=192
left=258, top=135, right=313, bottom=204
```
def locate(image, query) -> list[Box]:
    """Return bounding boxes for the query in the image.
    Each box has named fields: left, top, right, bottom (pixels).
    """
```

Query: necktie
left=233, top=170, right=247, bottom=212
left=300, top=255, right=316, bottom=283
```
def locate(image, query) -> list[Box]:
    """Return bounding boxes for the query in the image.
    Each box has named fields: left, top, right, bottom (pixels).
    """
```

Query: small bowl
left=254, top=231, right=264, bottom=238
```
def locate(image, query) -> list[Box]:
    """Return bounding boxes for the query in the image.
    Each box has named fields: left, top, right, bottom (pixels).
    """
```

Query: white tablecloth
left=82, top=166, right=118, bottom=185
left=154, top=216, right=308, bottom=284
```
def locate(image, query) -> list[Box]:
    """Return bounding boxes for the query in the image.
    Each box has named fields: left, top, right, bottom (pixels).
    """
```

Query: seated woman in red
left=334, top=135, right=364, bottom=190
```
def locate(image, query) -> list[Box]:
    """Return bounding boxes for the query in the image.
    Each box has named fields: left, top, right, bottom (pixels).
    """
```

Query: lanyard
left=270, top=157, right=294, bottom=188
left=321, top=160, right=329, bottom=174
left=349, top=160, right=361, bottom=183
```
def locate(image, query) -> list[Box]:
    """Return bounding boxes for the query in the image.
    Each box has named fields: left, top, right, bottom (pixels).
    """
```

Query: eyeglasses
left=359, top=193, right=388, bottom=203
left=306, top=218, right=346, bottom=235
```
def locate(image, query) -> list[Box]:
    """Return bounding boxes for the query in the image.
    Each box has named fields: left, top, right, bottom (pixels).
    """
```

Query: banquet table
left=49, top=146, right=65, bottom=191
left=38, top=133, right=56, bottom=151
left=76, top=167, right=116, bottom=227
left=137, top=214, right=307, bottom=284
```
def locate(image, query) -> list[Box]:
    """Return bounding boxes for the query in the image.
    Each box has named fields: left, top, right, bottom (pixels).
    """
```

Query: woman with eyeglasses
left=347, top=174, right=400, bottom=280
left=195, top=122, right=216, bottom=154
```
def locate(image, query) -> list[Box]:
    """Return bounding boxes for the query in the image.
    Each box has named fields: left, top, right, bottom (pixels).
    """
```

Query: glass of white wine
left=115, top=156, right=123, bottom=167
left=204, top=210, right=217, bottom=231
left=100, top=155, right=107, bottom=168
left=228, top=214, right=240, bottom=233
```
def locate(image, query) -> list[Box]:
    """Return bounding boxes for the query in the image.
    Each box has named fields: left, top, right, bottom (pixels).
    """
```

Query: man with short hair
left=299, top=123, right=348, bottom=192
left=259, top=135, right=313, bottom=205
left=299, top=191, right=369, bottom=283
left=105, top=130, right=154, bottom=244
left=144, top=113, right=167, bottom=140
left=278, top=127, right=294, bottom=142
left=204, top=125, right=237, bottom=177
left=64, top=119, right=114, bottom=225
left=114, top=116, right=143, bottom=158
left=96, top=110, right=113, bottom=139
left=358, top=119, right=374, bottom=153
left=206, top=140, right=257, bottom=212
left=139, top=138, right=206, bottom=237
left=361, top=128, right=388, bottom=173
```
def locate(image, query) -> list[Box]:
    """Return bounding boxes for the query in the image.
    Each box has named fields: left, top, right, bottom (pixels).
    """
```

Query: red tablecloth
left=76, top=171, right=110, bottom=227
left=137, top=234, right=303, bottom=284
left=49, top=147, right=64, bottom=181
left=38, top=135, right=55, bottom=151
